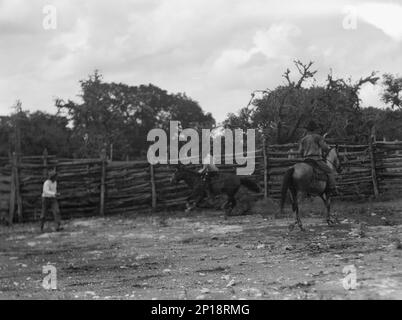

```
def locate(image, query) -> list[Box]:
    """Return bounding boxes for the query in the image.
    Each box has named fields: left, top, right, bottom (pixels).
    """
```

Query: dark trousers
left=40, top=197, right=61, bottom=230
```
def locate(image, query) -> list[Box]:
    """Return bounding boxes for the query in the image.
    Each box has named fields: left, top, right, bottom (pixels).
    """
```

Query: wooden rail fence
left=1, top=141, right=402, bottom=223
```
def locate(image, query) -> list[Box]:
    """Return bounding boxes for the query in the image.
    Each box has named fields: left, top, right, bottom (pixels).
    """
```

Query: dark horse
left=280, top=148, right=342, bottom=231
left=170, top=166, right=261, bottom=215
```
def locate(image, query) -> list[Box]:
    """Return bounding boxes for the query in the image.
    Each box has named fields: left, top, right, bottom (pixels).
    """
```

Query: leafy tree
left=20, top=111, right=72, bottom=156
left=0, top=116, right=13, bottom=156
left=224, top=60, right=379, bottom=144
left=0, top=106, right=72, bottom=157
left=361, top=107, right=402, bottom=141
left=382, top=73, right=402, bottom=109
left=56, top=71, right=215, bottom=160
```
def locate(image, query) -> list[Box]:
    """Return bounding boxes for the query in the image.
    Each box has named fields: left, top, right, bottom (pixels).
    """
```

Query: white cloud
left=214, top=23, right=301, bottom=70
left=0, top=0, right=400, bottom=121
left=356, top=2, right=402, bottom=41
left=253, top=24, right=301, bottom=59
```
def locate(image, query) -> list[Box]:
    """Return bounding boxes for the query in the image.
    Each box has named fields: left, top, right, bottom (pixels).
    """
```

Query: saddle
left=303, top=158, right=330, bottom=182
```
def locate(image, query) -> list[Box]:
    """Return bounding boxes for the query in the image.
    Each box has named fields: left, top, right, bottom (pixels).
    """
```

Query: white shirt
left=42, top=180, right=57, bottom=198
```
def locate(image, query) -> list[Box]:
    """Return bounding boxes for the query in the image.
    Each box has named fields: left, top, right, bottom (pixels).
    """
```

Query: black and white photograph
left=0, top=0, right=401, bottom=304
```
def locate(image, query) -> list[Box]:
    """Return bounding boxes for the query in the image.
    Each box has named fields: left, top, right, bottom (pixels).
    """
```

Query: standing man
left=40, top=170, right=62, bottom=232
left=299, top=121, right=337, bottom=195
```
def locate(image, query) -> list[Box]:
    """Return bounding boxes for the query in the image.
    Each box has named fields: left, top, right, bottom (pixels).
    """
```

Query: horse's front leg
left=224, top=195, right=236, bottom=217
left=185, top=198, right=195, bottom=213
left=185, top=191, right=205, bottom=213
left=195, top=193, right=206, bottom=208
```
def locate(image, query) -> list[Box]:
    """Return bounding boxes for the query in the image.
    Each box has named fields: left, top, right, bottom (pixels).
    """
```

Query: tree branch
left=294, top=60, right=317, bottom=89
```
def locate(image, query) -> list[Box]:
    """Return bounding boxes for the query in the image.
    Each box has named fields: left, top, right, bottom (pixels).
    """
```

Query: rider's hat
left=48, top=170, right=57, bottom=179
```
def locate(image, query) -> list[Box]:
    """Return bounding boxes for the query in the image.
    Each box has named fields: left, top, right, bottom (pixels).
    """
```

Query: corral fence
left=0, top=140, right=402, bottom=224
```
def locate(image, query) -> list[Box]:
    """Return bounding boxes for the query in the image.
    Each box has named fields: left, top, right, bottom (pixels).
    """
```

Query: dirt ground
left=0, top=198, right=401, bottom=300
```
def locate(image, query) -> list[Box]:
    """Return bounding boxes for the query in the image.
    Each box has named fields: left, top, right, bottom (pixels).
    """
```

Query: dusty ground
left=0, top=198, right=401, bottom=300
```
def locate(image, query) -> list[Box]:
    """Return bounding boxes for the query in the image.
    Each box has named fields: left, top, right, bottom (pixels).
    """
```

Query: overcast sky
left=1, top=0, right=402, bottom=122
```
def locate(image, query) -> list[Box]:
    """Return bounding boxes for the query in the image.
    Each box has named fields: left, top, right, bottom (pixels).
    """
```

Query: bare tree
left=326, top=71, right=379, bottom=109
left=276, top=60, right=318, bottom=143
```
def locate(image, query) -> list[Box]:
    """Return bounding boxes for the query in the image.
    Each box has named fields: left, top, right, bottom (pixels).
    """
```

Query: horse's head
left=170, top=166, right=182, bottom=184
left=170, top=164, right=191, bottom=184
left=326, top=147, right=343, bottom=174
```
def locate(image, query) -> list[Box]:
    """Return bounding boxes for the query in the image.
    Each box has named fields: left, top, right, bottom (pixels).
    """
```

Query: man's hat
left=305, top=120, right=318, bottom=132
left=48, top=170, right=57, bottom=179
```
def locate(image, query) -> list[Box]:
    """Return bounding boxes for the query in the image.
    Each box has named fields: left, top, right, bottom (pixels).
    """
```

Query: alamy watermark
left=342, top=265, right=357, bottom=290
left=147, top=121, right=256, bottom=175
left=42, top=5, right=57, bottom=30
left=342, top=6, right=358, bottom=30
left=42, top=265, right=57, bottom=290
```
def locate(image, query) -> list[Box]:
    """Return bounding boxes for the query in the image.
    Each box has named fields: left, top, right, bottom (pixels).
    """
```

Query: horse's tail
left=280, top=167, right=295, bottom=214
left=240, top=178, right=261, bottom=193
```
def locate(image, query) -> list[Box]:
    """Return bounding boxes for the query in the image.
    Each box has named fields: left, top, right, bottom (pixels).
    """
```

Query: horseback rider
left=198, top=153, right=219, bottom=200
left=299, top=120, right=337, bottom=195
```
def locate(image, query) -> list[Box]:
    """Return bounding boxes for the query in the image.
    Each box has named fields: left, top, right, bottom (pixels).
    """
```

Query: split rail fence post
left=42, top=149, right=48, bottom=179
left=41, top=149, right=48, bottom=221
left=368, top=129, right=379, bottom=198
left=150, top=164, right=157, bottom=210
left=13, top=152, right=23, bottom=222
left=262, top=136, right=269, bottom=199
left=8, top=152, right=15, bottom=225
left=99, top=149, right=107, bottom=217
